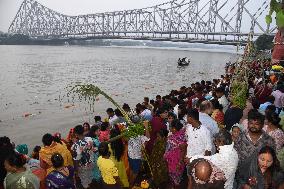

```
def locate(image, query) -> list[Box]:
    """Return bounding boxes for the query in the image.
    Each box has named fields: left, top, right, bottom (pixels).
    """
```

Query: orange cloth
left=122, top=143, right=130, bottom=178
left=211, top=109, right=225, bottom=129
left=32, top=168, right=46, bottom=189
left=39, top=142, right=73, bottom=174
left=270, top=74, right=278, bottom=84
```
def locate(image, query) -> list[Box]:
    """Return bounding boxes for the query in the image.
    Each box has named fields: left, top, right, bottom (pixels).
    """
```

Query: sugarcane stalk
left=66, top=83, right=145, bottom=142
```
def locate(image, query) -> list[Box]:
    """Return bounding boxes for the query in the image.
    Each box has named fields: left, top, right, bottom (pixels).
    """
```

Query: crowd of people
left=1, top=59, right=284, bottom=189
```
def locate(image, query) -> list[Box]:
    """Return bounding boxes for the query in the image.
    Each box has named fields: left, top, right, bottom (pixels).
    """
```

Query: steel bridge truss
left=8, top=0, right=276, bottom=42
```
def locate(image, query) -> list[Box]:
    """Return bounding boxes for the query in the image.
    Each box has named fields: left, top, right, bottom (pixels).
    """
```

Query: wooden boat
left=178, top=59, right=190, bottom=66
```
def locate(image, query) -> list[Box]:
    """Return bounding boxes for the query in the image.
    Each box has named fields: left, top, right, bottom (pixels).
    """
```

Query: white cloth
left=128, top=135, right=150, bottom=159
left=190, top=144, right=239, bottom=189
left=199, top=112, right=219, bottom=137
left=72, top=137, right=94, bottom=163
left=174, top=104, right=179, bottom=118
left=272, top=90, right=284, bottom=108
left=249, top=87, right=254, bottom=98
left=186, top=124, right=213, bottom=158
left=218, top=95, right=229, bottom=113
left=109, top=115, right=118, bottom=127
left=78, top=163, right=95, bottom=188
left=140, top=109, right=152, bottom=118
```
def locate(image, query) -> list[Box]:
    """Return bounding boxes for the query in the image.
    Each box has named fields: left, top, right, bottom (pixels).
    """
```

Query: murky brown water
left=0, top=45, right=236, bottom=149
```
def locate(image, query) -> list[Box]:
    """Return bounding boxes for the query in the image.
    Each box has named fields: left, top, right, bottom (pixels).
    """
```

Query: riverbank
left=0, top=45, right=237, bottom=148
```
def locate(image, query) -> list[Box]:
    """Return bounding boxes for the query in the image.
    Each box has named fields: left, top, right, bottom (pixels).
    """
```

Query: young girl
left=87, top=125, right=102, bottom=182
left=99, top=122, right=110, bottom=142
left=167, top=112, right=176, bottom=133
left=109, top=128, right=129, bottom=188
left=31, top=146, right=41, bottom=160
left=83, top=122, right=91, bottom=136
left=230, top=123, right=243, bottom=142
left=239, top=146, right=283, bottom=189
left=97, top=142, right=122, bottom=189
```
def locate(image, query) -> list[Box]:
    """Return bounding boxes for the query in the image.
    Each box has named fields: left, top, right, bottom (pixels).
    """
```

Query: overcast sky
left=0, top=0, right=273, bottom=33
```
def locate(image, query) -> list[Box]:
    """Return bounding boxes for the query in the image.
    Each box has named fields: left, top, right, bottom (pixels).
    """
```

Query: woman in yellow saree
left=39, top=133, right=73, bottom=175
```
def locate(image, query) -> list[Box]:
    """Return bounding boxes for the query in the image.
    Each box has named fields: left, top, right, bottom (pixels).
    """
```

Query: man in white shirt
left=143, top=97, right=154, bottom=112
left=199, top=100, right=219, bottom=137
left=186, top=108, right=213, bottom=158
left=106, top=108, right=118, bottom=127
left=215, top=87, right=229, bottom=113
left=190, top=130, right=239, bottom=189
left=140, top=106, right=153, bottom=121
left=170, top=97, right=179, bottom=118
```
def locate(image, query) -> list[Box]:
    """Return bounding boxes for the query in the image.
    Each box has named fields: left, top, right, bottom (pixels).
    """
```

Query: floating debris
left=64, top=104, right=75, bottom=109
left=23, top=113, right=35, bottom=117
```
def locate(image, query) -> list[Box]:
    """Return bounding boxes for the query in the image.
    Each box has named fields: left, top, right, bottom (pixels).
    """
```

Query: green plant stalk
left=99, top=89, right=133, bottom=125
left=67, top=83, right=146, bottom=141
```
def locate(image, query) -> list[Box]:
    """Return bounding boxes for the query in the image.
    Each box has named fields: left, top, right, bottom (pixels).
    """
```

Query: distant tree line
left=0, top=33, right=31, bottom=45
left=254, top=34, right=274, bottom=51
left=0, top=32, right=65, bottom=45
left=0, top=31, right=276, bottom=48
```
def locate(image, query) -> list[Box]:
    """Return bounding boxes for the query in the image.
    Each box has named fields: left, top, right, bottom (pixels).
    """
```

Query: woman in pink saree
left=164, top=119, right=187, bottom=188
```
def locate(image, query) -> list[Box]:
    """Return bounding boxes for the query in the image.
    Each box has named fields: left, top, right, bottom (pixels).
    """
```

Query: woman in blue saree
left=46, top=153, right=75, bottom=189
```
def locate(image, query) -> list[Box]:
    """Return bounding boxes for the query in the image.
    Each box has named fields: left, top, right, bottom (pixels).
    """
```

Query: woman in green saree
left=4, top=153, right=39, bottom=189
left=149, top=128, right=169, bottom=187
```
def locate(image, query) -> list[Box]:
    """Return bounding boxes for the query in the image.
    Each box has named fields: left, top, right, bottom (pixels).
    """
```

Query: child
left=88, top=125, right=102, bottom=182
left=230, top=123, right=243, bottom=142
left=97, top=142, right=122, bottom=189
left=94, top=116, right=103, bottom=128
left=31, top=146, right=41, bottom=160
left=99, top=122, right=110, bottom=142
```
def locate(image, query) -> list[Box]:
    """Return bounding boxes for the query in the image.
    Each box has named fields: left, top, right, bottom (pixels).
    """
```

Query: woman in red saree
left=272, top=30, right=284, bottom=63
left=146, top=108, right=168, bottom=154
left=210, top=99, right=225, bottom=129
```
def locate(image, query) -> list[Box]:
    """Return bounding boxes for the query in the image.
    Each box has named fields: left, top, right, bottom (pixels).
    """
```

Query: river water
left=0, top=44, right=237, bottom=149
